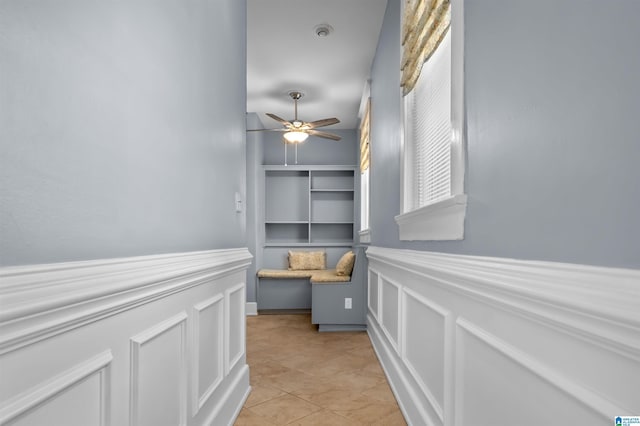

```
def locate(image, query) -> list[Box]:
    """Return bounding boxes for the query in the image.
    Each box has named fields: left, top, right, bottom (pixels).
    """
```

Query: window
left=359, top=94, right=371, bottom=243
left=395, top=0, right=467, bottom=241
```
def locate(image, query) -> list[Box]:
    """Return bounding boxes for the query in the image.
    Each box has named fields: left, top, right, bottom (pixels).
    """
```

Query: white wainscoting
left=0, top=248, right=252, bottom=426
left=365, top=246, right=640, bottom=426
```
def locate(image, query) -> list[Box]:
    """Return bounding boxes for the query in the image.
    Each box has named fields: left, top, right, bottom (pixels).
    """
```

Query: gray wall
left=0, top=0, right=247, bottom=266
left=246, top=113, right=264, bottom=303
left=369, top=0, right=640, bottom=269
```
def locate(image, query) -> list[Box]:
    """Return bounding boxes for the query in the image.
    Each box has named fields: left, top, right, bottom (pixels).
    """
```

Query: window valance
left=401, top=0, right=451, bottom=95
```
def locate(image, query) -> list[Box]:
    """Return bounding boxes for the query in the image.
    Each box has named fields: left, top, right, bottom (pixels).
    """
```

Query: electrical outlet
left=345, top=298, right=352, bottom=309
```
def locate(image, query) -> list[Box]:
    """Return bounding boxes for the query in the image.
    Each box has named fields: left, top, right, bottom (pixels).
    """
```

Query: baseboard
left=257, top=309, right=311, bottom=315
left=318, top=324, right=367, bottom=332
left=202, top=364, right=250, bottom=426
left=245, top=302, right=258, bottom=316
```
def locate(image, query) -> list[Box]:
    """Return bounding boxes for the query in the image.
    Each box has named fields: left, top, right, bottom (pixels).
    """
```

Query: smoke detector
left=314, top=24, right=334, bottom=38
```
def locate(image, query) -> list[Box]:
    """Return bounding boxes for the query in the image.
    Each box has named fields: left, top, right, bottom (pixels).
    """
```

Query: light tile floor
left=235, top=314, right=406, bottom=425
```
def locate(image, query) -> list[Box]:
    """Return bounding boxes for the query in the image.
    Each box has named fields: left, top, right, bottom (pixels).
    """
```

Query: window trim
left=396, top=0, right=466, bottom=241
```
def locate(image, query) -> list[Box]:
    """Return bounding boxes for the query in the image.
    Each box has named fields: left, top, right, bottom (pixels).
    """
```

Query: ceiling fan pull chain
left=284, top=140, right=288, bottom=166
left=295, top=143, right=298, bottom=164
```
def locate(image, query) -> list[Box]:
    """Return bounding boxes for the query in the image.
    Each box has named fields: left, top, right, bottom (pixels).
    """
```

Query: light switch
left=235, top=192, right=242, bottom=213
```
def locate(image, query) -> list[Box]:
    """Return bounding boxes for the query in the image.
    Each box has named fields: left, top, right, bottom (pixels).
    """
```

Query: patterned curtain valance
left=360, top=98, right=371, bottom=172
left=401, top=0, right=451, bottom=96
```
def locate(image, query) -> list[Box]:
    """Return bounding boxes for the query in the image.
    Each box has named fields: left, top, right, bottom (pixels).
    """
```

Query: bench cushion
left=309, top=269, right=351, bottom=283
left=258, top=269, right=314, bottom=279
left=257, top=268, right=350, bottom=283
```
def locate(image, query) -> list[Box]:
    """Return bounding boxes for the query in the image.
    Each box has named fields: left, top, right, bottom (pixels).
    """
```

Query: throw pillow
left=336, top=251, right=356, bottom=276
left=288, top=250, right=326, bottom=270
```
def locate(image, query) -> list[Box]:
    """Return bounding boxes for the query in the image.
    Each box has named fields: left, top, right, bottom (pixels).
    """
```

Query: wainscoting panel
left=0, top=351, right=111, bottom=426
left=368, top=270, right=379, bottom=321
left=0, top=248, right=252, bottom=426
left=365, top=246, right=640, bottom=426
left=455, top=318, right=615, bottom=426
left=380, top=277, right=400, bottom=353
left=225, top=283, right=246, bottom=376
left=130, top=313, right=188, bottom=426
left=192, top=295, right=225, bottom=415
left=402, top=288, right=450, bottom=424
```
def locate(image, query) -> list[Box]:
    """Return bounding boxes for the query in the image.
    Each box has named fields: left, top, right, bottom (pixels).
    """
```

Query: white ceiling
left=247, top=0, right=388, bottom=130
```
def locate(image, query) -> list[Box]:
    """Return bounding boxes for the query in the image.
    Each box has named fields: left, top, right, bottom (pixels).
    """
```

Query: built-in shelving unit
left=263, top=166, right=356, bottom=247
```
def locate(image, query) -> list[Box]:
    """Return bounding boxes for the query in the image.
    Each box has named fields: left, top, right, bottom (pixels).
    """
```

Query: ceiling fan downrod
left=289, top=91, right=303, bottom=125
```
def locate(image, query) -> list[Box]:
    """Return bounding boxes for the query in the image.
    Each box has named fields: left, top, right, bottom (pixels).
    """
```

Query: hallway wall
left=0, top=0, right=248, bottom=267
left=368, top=0, right=640, bottom=270
left=364, top=1, right=640, bottom=424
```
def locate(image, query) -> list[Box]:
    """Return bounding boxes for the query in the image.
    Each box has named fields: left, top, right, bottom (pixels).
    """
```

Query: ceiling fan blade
left=307, top=118, right=340, bottom=128
left=266, top=113, right=291, bottom=126
left=308, top=129, right=342, bottom=141
left=247, top=128, right=288, bottom=132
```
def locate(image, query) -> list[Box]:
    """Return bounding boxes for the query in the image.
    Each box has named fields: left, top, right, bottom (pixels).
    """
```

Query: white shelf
left=265, top=221, right=308, bottom=224
left=264, top=242, right=353, bottom=248
left=310, top=189, right=354, bottom=192
left=263, top=167, right=355, bottom=248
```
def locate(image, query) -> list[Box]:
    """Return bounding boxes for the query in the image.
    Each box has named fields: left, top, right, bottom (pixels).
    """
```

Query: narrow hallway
left=236, top=314, right=406, bottom=425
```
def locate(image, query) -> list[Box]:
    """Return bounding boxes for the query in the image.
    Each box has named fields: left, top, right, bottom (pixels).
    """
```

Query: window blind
left=360, top=98, right=371, bottom=172
left=406, top=29, right=451, bottom=208
left=360, top=98, right=371, bottom=230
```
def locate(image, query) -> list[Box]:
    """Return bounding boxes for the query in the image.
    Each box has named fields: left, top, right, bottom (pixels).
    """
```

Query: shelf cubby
left=265, top=170, right=309, bottom=222
left=310, top=170, right=354, bottom=191
left=310, top=223, right=354, bottom=244
left=265, top=223, right=309, bottom=244
left=310, top=191, right=354, bottom=223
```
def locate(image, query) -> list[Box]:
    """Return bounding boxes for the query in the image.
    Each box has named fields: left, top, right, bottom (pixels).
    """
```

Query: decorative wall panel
left=368, top=270, right=379, bottom=320
left=192, top=295, right=225, bottom=415
left=0, top=249, right=252, bottom=426
left=226, top=283, right=246, bottom=375
left=365, top=246, right=640, bottom=426
left=0, top=351, right=112, bottom=426
left=380, top=277, right=400, bottom=352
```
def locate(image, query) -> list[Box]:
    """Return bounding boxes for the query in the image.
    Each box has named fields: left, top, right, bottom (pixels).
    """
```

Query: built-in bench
left=257, top=247, right=367, bottom=331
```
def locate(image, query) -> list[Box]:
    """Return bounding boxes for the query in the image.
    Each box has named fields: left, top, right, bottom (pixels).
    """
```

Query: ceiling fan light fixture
left=283, top=131, right=309, bottom=143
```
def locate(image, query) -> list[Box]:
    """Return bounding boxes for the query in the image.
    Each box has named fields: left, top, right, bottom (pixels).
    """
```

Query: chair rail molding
left=365, top=246, right=640, bottom=426
left=0, top=248, right=252, bottom=354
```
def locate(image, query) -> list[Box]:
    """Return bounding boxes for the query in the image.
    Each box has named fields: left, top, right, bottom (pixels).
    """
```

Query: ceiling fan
left=248, top=91, right=341, bottom=142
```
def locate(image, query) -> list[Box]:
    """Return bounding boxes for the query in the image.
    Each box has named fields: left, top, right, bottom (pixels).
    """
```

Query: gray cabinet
left=263, top=166, right=356, bottom=247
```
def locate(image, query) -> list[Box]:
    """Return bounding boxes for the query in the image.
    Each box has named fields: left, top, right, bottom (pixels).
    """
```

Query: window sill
left=358, top=229, right=371, bottom=244
left=395, top=194, right=467, bottom=241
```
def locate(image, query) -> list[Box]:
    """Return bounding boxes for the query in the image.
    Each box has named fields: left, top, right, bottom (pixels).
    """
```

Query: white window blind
left=405, top=29, right=451, bottom=210
left=360, top=97, right=371, bottom=232
left=360, top=169, right=370, bottom=231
